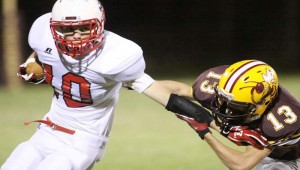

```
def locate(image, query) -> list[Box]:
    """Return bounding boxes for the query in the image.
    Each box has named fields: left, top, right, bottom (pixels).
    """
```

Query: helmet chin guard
left=50, top=0, right=105, bottom=58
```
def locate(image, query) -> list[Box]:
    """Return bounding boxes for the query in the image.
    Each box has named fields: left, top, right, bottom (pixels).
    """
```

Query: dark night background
left=8, top=0, right=300, bottom=77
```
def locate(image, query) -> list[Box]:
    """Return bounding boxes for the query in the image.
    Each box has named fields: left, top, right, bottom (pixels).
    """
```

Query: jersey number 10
left=44, top=64, right=93, bottom=108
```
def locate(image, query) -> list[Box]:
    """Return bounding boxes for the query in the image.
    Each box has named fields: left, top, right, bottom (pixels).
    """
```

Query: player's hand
left=176, top=113, right=211, bottom=140
left=220, top=126, right=267, bottom=150
left=17, top=58, right=45, bottom=84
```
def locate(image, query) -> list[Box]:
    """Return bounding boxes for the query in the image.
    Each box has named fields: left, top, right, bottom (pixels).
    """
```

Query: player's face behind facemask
left=211, top=60, right=279, bottom=127
left=50, top=0, right=105, bottom=58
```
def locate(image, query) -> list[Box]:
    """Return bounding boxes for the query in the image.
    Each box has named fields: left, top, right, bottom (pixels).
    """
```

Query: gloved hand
left=17, top=58, right=45, bottom=84
left=165, top=93, right=213, bottom=139
left=176, top=113, right=211, bottom=140
left=220, top=126, right=267, bottom=150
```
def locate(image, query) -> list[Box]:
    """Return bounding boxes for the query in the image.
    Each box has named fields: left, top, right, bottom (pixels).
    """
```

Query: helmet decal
left=240, top=68, right=277, bottom=105
left=262, top=68, right=278, bottom=102
left=263, top=68, right=276, bottom=84
left=224, top=60, right=266, bottom=93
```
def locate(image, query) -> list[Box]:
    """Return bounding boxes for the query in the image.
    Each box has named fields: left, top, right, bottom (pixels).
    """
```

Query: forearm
left=142, top=81, right=173, bottom=106
left=157, top=80, right=193, bottom=99
left=204, top=133, right=270, bottom=170
left=205, top=133, right=245, bottom=169
left=143, top=79, right=201, bottom=108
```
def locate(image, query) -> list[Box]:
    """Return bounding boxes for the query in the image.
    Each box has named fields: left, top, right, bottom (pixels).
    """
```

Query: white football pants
left=1, top=124, right=108, bottom=170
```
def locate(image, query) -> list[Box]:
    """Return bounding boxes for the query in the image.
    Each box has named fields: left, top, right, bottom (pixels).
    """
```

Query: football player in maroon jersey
left=163, top=59, right=300, bottom=170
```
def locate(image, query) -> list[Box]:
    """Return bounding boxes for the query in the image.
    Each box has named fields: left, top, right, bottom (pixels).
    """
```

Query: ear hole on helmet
left=244, top=76, right=249, bottom=81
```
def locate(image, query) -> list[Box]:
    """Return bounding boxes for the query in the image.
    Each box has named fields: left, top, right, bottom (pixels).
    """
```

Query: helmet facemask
left=212, top=85, right=260, bottom=127
left=50, top=17, right=104, bottom=58
left=50, top=0, right=105, bottom=58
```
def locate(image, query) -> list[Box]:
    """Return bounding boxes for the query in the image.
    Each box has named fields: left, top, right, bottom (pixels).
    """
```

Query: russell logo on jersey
left=44, top=48, right=53, bottom=54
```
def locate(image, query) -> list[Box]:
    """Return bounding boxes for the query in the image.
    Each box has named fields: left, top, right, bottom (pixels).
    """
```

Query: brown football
left=26, top=62, right=45, bottom=79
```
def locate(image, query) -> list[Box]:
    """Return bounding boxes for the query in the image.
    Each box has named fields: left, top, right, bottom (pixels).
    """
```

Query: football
left=26, top=62, right=45, bottom=79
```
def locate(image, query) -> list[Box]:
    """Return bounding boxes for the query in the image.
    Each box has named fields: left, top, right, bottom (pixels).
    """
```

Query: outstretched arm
left=142, top=80, right=175, bottom=106
left=143, top=80, right=220, bottom=130
left=143, top=79, right=271, bottom=169
left=204, top=133, right=271, bottom=170
left=176, top=110, right=270, bottom=169
left=157, top=80, right=194, bottom=99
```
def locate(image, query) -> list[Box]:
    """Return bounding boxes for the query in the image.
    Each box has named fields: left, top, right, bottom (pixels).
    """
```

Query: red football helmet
left=50, top=0, right=105, bottom=58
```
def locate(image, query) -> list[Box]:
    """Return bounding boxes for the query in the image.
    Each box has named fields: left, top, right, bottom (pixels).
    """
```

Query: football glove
left=176, top=114, right=211, bottom=140
left=17, top=58, right=45, bottom=84
left=220, top=125, right=267, bottom=150
left=165, top=94, right=213, bottom=140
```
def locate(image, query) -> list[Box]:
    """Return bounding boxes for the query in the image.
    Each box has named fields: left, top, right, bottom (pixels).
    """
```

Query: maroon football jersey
left=192, top=65, right=300, bottom=160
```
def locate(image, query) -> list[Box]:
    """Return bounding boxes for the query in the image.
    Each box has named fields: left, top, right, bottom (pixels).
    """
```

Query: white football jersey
left=28, top=13, right=154, bottom=136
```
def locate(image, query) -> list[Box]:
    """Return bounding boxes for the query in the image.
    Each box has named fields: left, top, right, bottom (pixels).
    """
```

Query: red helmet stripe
left=224, top=61, right=266, bottom=93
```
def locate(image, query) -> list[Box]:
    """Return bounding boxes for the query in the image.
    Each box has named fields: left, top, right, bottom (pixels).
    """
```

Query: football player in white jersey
left=1, top=0, right=181, bottom=169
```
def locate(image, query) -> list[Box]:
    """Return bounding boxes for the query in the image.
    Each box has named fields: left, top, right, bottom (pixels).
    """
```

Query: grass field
left=1, top=75, right=300, bottom=169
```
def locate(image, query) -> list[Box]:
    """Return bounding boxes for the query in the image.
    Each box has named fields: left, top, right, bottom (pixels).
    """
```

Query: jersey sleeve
left=99, top=31, right=147, bottom=83
left=110, top=47, right=146, bottom=82
left=260, top=86, right=300, bottom=160
left=192, top=65, right=228, bottom=109
left=123, top=73, right=155, bottom=93
left=102, top=37, right=153, bottom=93
left=260, top=86, right=300, bottom=143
